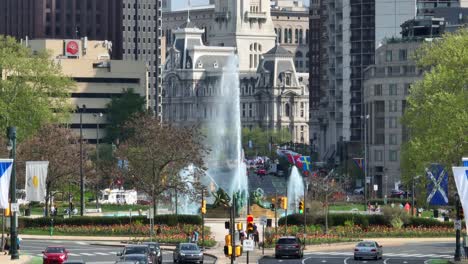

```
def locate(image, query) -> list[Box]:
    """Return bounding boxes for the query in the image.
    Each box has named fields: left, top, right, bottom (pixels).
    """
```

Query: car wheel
left=275, top=255, right=280, bottom=259
left=354, top=256, right=358, bottom=260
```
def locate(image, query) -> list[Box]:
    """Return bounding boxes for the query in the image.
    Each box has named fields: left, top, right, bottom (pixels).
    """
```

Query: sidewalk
left=0, top=254, right=31, bottom=264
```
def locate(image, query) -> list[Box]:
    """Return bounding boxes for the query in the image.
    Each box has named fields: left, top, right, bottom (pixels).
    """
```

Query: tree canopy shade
left=401, top=29, right=468, bottom=180
left=105, top=89, right=146, bottom=144
left=0, top=36, right=74, bottom=141
left=117, top=113, right=209, bottom=216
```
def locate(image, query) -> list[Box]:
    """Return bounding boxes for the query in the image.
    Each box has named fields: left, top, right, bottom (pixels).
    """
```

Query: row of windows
left=385, top=49, right=408, bottom=62
left=122, top=3, right=161, bottom=10
left=373, top=83, right=411, bottom=96
left=373, top=150, right=399, bottom=162
left=275, top=28, right=309, bottom=45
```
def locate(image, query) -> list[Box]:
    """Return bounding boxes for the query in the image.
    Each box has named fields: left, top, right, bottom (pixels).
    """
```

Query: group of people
left=2, top=234, right=21, bottom=255
left=186, top=229, right=199, bottom=244
left=239, top=224, right=260, bottom=248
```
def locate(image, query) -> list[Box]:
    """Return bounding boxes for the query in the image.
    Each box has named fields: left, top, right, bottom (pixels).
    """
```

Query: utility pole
left=79, top=105, right=86, bottom=216
left=303, top=181, right=307, bottom=248
left=455, top=194, right=461, bottom=261
left=230, top=195, right=236, bottom=264
left=274, top=192, right=278, bottom=236
left=7, top=127, right=19, bottom=260
left=363, top=114, right=369, bottom=211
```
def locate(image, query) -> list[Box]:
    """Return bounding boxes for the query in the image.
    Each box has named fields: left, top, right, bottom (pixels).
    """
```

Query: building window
left=249, top=103, right=253, bottom=117
left=285, top=103, right=290, bottom=117
left=389, top=134, right=397, bottom=145
left=374, top=84, right=382, bottom=96
left=386, top=50, right=392, bottom=62
left=389, top=84, right=397, bottom=96
left=389, top=150, right=398, bottom=161
left=242, top=103, right=246, bottom=117
left=300, top=102, right=304, bottom=117
left=389, top=117, right=397, bottom=128
left=399, top=49, right=407, bottom=61
left=375, top=150, right=383, bottom=161
left=404, top=83, right=411, bottom=95
left=389, top=100, right=398, bottom=112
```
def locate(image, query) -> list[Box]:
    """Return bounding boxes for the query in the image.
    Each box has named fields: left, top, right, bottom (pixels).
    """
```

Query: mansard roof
left=265, top=44, right=292, bottom=56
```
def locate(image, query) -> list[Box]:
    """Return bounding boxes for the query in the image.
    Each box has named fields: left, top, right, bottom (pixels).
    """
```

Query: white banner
left=0, top=159, right=13, bottom=209
left=452, top=167, right=468, bottom=233
left=25, top=161, right=49, bottom=202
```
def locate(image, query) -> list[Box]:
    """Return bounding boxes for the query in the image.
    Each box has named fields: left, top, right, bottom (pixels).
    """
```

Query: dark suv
left=118, top=245, right=153, bottom=264
left=275, top=236, right=304, bottom=259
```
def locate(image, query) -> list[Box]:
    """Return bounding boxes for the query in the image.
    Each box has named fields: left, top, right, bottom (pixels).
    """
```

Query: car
left=353, top=187, right=364, bottom=195
left=354, top=241, right=383, bottom=260
left=173, top=243, right=204, bottom=263
left=118, top=254, right=148, bottom=264
left=256, top=168, right=267, bottom=175
left=42, top=246, right=69, bottom=264
left=143, top=242, right=162, bottom=264
left=390, top=189, right=411, bottom=199
left=274, top=236, right=304, bottom=259
left=118, top=245, right=153, bottom=264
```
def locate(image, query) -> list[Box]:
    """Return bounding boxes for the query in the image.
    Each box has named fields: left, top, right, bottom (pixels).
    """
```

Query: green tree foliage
left=242, top=126, right=292, bottom=157
left=105, top=88, right=146, bottom=143
left=401, top=29, right=468, bottom=181
left=0, top=36, right=74, bottom=140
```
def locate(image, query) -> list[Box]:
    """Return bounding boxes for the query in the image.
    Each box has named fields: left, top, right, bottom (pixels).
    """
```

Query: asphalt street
left=259, top=241, right=457, bottom=264
left=21, top=239, right=216, bottom=264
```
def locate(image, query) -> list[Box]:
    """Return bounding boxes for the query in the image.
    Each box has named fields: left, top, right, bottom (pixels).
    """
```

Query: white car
left=353, top=187, right=364, bottom=195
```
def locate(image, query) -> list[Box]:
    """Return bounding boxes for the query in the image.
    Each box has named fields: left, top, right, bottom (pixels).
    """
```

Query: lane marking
left=302, top=256, right=314, bottom=264
left=344, top=256, right=350, bottom=264
left=94, top=252, right=110, bottom=256
left=383, top=258, right=390, bottom=264
left=79, top=252, right=94, bottom=256
left=321, top=260, right=327, bottom=263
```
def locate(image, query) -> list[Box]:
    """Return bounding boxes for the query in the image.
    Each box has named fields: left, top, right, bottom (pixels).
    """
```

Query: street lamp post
left=362, top=114, right=370, bottom=211
left=78, top=105, right=86, bottom=216
left=93, top=113, right=102, bottom=209
left=7, top=127, right=19, bottom=260
left=455, top=194, right=461, bottom=261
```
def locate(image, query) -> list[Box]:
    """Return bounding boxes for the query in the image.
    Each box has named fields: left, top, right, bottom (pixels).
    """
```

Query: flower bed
left=22, top=223, right=216, bottom=247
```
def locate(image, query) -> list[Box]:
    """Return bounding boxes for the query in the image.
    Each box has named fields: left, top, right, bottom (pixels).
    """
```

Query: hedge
left=278, top=213, right=455, bottom=228
left=19, top=214, right=202, bottom=228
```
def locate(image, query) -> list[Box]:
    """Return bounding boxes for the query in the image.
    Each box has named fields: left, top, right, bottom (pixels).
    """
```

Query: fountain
left=287, top=166, right=305, bottom=215
left=177, top=165, right=199, bottom=215
left=204, top=55, right=249, bottom=215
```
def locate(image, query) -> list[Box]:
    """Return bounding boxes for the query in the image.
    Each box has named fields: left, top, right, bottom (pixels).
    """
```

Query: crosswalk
left=306, top=251, right=453, bottom=259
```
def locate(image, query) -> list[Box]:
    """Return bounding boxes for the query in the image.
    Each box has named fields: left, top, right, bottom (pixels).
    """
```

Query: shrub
left=391, top=217, right=404, bottom=229
left=19, top=214, right=202, bottom=228
left=382, top=207, right=410, bottom=225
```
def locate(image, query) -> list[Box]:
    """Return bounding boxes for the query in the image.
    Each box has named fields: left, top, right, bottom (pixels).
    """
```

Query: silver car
left=173, top=243, right=203, bottom=264
left=354, top=241, right=383, bottom=260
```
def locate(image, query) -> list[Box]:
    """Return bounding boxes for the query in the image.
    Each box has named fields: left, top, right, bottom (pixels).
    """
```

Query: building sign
left=65, top=40, right=80, bottom=57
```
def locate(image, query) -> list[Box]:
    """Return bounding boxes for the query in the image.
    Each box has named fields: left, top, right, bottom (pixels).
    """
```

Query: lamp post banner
left=452, top=167, right=468, bottom=232
left=25, top=161, right=49, bottom=202
left=0, top=159, right=13, bottom=209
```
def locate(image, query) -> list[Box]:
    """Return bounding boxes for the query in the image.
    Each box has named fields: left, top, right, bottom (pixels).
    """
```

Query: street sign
left=373, top=184, right=378, bottom=191
left=11, top=203, right=19, bottom=212
left=243, top=239, right=254, bottom=252
left=366, top=177, right=371, bottom=183
left=147, top=208, right=154, bottom=219
left=455, top=220, right=462, bottom=230
left=260, top=216, right=267, bottom=226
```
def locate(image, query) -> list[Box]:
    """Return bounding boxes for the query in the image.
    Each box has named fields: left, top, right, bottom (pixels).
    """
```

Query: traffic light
left=299, top=200, right=304, bottom=214
left=225, top=234, right=232, bottom=245
left=225, top=221, right=230, bottom=229
left=235, top=245, right=242, bottom=257
left=237, top=222, right=243, bottom=231
left=247, top=214, right=254, bottom=233
left=277, top=197, right=283, bottom=209
left=4, top=207, right=10, bottom=217
left=201, top=200, right=207, bottom=214
left=224, top=245, right=232, bottom=256
left=281, top=197, right=288, bottom=209
left=270, top=198, right=276, bottom=210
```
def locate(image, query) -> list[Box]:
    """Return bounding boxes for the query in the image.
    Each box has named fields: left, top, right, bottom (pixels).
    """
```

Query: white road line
left=383, top=258, right=390, bottom=264
left=68, top=253, right=80, bottom=256
left=79, top=252, right=94, bottom=256
left=344, top=256, right=350, bottom=264
left=94, top=252, right=110, bottom=256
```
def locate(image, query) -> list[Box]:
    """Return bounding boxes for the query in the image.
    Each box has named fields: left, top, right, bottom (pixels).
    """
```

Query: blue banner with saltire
left=0, top=159, right=13, bottom=209
left=426, top=163, right=449, bottom=206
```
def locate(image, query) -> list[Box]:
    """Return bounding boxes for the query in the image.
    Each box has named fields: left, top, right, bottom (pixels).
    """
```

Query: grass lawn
left=329, top=204, right=364, bottom=211
left=26, top=256, right=42, bottom=264
left=426, top=259, right=451, bottom=264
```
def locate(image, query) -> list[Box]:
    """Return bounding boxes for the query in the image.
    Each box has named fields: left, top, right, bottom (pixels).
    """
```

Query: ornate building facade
left=162, top=0, right=310, bottom=143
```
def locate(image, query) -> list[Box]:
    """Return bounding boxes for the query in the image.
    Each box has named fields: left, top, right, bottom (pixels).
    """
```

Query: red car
left=42, top=246, right=69, bottom=264
left=256, top=169, right=267, bottom=175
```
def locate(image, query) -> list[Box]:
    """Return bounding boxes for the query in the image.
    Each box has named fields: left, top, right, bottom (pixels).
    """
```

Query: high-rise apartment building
left=0, top=0, right=124, bottom=59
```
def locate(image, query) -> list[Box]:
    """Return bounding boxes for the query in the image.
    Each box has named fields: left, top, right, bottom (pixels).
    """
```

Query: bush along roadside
left=19, top=214, right=201, bottom=228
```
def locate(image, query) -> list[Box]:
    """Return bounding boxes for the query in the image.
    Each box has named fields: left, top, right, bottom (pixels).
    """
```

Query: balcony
left=245, top=11, right=267, bottom=21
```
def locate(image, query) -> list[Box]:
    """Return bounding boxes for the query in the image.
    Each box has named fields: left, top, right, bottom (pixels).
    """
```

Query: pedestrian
left=254, top=230, right=260, bottom=248
left=404, top=202, right=411, bottom=213
left=186, top=232, right=191, bottom=242
left=156, top=225, right=162, bottom=235
left=4, top=234, right=10, bottom=254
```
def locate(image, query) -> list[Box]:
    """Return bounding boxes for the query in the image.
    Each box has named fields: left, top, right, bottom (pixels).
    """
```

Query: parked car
left=173, top=243, right=203, bottom=263
left=118, top=254, right=148, bottom=264
left=390, top=189, right=411, bottom=199
left=354, top=241, right=383, bottom=260
left=353, top=187, right=364, bottom=195
left=118, top=245, right=153, bottom=264
left=143, top=242, right=162, bottom=264
left=42, top=246, right=69, bottom=264
left=256, top=168, right=267, bottom=175
left=275, top=236, right=304, bottom=259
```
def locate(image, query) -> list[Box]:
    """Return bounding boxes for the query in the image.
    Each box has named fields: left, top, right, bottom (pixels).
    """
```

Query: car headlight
left=59, top=255, right=66, bottom=259
left=180, top=253, right=185, bottom=256
left=199, top=253, right=203, bottom=256
left=43, top=255, right=48, bottom=259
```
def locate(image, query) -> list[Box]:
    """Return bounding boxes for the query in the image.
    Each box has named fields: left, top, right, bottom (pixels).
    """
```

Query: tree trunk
left=45, top=183, right=50, bottom=217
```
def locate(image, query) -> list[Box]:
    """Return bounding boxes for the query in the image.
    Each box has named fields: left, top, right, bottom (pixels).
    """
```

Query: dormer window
left=213, top=61, right=218, bottom=68
left=285, top=73, right=291, bottom=86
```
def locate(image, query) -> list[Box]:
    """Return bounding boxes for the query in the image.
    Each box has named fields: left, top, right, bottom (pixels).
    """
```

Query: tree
left=18, top=124, right=85, bottom=216
left=401, top=29, right=468, bottom=183
left=117, top=113, right=209, bottom=216
left=105, top=89, right=146, bottom=143
left=242, top=126, right=292, bottom=157
left=0, top=36, right=74, bottom=141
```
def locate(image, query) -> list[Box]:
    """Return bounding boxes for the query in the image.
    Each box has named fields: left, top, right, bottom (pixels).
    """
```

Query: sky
left=172, top=0, right=309, bottom=11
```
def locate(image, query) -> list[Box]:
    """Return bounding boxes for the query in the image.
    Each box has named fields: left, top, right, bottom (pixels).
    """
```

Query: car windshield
left=123, top=255, right=147, bottom=264
left=181, top=244, right=199, bottom=251
left=46, top=247, right=65, bottom=253
left=278, top=238, right=298, bottom=244
left=358, top=242, right=375, bottom=247
left=125, top=247, right=148, bottom=254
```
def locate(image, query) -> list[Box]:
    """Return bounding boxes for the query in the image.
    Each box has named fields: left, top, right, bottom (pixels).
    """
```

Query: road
left=259, top=241, right=457, bottom=264
left=21, top=239, right=216, bottom=264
